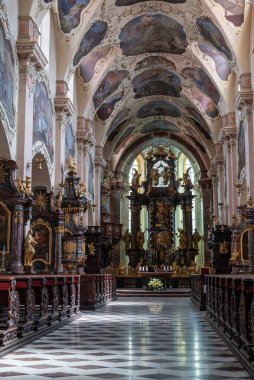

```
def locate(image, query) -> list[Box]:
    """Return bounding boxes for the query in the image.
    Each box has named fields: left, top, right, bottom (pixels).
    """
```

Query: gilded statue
left=178, top=228, right=187, bottom=249
left=172, top=261, right=179, bottom=275
left=130, top=168, right=141, bottom=190
left=88, top=243, right=96, bottom=256
left=219, top=241, right=228, bottom=255
left=162, top=166, right=171, bottom=185
left=123, top=229, right=131, bottom=250
left=137, top=229, right=145, bottom=250
left=181, top=173, right=193, bottom=189
left=24, top=229, right=37, bottom=266
left=229, top=248, right=240, bottom=265
left=151, top=168, right=159, bottom=186
left=192, top=229, right=201, bottom=249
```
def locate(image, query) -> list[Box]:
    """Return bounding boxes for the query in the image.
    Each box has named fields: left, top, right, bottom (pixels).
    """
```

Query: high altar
left=124, top=145, right=199, bottom=271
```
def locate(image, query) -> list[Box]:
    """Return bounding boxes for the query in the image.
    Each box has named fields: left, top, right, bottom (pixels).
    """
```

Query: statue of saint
left=137, top=229, right=145, bottom=250
left=229, top=248, right=240, bottom=265
left=192, top=229, right=201, bottom=249
left=151, top=168, right=159, bottom=186
left=24, top=229, right=37, bottom=266
left=178, top=228, right=187, bottom=249
left=130, top=168, right=141, bottom=190
left=162, top=166, right=170, bottom=185
left=123, top=229, right=131, bottom=250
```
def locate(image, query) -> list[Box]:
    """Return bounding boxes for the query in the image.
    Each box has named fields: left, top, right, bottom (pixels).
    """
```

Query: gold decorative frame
left=0, top=201, right=11, bottom=254
left=240, top=228, right=250, bottom=263
left=31, top=219, right=52, bottom=264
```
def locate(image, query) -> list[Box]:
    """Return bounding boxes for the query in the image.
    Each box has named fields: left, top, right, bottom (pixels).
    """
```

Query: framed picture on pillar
left=65, top=122, right=75, bottom=162
left=31, top=220, right=52, bottom=269
left=0, top=20, right=15, bottom=129
left=33, top=81, right=54, bottom=162
left=238, top=120, right=246, bottom=182
left=240, top=228, right=250, bottom=263
left=88, top=154, right=94, bottom=199
left=0, top=201, right=11, bottom=254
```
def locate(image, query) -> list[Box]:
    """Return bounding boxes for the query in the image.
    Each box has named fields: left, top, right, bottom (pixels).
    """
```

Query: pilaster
left=94, top=146, right=106, bottom=226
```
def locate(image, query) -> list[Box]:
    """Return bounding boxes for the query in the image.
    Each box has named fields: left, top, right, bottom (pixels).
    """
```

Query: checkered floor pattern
left=0, top=297, right=251, bottom=379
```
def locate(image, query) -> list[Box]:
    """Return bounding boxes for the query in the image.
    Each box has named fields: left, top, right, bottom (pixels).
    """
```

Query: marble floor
left=0, top=297, right=252, bottom=380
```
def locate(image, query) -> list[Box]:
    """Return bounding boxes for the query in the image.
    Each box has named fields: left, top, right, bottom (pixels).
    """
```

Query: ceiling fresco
left=114, top=127, right=135, bottom=151
left=198, top=43, right=231, bottom=81
left=189, top=88, right=219, bottom=118
left=119, top=15, right=188, bottom=56
left=190, top=118, right=212, bottom=140
left=115, top=0, right=185, bottom=5
left=108, top=120, right=128, bottom=142
left=79, top=45, right=112, bottom=84
left=134, top=57, right=176, bottom=71
left=58, top=0, right=91, bottom=34
left=132, top=69, right=181, bottom=98
left=182, top=67, right=220, bottom=104
left=137, top=101, right=181, bottom=118
left=93, top=70, right=129, bottom=109
left=214, top=0, right=245, bottom=26
left=107, top=108, right=130, bottom=136
left=141, top=120, right=179, bottom=134
left=73, top=21, right=108, bottom=66
left=196, top=17, right=232, bottom=61
left=96, top=91, right=124, bottom=121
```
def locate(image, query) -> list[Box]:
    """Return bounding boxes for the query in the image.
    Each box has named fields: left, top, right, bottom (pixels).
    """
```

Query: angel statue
left=24, top=229, right=37, bottom=266
left=192, top=229, right=201, bottom=249
left=130, top=168, right=141, bottom=190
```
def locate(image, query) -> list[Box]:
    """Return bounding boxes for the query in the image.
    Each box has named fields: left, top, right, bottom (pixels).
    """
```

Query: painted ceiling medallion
left=116, top=0, right=185, bottom=5
left=141, top=120, right=179, bottom=134
left=132, top=69, right=181, bottom=98
left=79, top=45, right=112, bottom=84
left=137, top=101, right=181, bottom=118
left=97, top=91, right=124, bottom=121
left=58, top=0, right=91, bottom=33
left=73, top=21, right=108, bottom=66
left=119, top=15, right=188, bottom=56
left=196, top=17, right=232, bottom=61
left=93, top=70, right=129, bottom=109
left=135, top=57, right=176, bottom=72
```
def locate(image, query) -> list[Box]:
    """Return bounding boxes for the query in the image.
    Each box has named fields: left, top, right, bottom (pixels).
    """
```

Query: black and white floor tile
left=0, top=298, right=251, bottom=379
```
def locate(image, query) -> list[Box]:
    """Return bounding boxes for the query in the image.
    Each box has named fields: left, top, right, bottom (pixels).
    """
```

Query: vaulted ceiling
left=28, top=0, right=248, bottom=174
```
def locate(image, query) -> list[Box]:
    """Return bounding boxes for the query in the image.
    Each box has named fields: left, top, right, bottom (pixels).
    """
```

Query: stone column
left=94, top=146, right=106, bottom=226
left=199, top=178, right=213, bottom=264
left=16, top=17, right=48, bottom=179
left=9, top=204, right=25, bottom=273
left=54, top=210, right=65, bottom=273
left=208, top=164, right=218, bottom=221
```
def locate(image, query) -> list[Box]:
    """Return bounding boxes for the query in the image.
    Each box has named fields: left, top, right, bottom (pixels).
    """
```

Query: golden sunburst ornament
left=35, top=192, right=47, bottom=211
left=0, top=164, right=8, bottom=184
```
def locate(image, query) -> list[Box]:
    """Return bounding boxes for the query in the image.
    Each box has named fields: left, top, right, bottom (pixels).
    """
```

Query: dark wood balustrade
left=80, top=274, right=117, bottom=310
left=190, top=274, right=206, bottom=310
left=0, top=275, right=80, bottom=354
left=205, top=274, right=254, bottom=376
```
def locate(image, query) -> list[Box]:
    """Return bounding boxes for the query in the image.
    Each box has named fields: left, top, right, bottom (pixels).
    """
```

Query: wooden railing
left=191, top=274, right=206, bottom=310
left=0, top=275, right=80, bottom=351
left=206, top=274, right=254, bottom=375
left=80, top=274, right=117, bottom=310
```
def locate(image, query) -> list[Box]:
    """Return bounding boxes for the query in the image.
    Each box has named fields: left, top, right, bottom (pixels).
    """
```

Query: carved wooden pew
left=0, top=277, right=19, bottom=346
